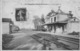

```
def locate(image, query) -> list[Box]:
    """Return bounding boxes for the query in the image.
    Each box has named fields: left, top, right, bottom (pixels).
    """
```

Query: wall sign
left=15, top=8, right=26, bottom=21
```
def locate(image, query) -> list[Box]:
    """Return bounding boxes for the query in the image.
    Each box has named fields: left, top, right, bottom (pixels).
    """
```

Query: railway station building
left=44, top=7, right=80, bottom=33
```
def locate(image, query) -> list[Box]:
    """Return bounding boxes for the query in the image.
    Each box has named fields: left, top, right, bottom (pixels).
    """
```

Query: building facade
left=44, top=7, right=80, bottom=33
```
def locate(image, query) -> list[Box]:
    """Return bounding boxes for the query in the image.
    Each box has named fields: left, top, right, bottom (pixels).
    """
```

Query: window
left=54, top=17, right=56, bottom=22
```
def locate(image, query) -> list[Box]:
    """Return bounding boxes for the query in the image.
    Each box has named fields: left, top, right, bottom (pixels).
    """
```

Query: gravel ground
left=2, top=29, right=79, bottom=50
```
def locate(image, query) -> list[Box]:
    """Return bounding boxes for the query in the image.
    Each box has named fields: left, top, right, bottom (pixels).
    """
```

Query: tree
left=41, top=14, right=45, bottom=24
left=33, top=16, right=41, bottom=30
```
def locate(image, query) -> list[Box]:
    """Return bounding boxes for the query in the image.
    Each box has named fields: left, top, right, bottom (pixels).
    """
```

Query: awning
left=42, top=22, right=67, bottom=26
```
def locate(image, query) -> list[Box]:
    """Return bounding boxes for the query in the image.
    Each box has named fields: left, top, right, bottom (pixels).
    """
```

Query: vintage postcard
left=1, top=0, right=80, bottom=51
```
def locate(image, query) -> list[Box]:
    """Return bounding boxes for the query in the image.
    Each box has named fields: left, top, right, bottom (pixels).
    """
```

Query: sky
left=2, top=0, right=80, bottom=19
left=2, top=0, right=80, bottom=29
left=3, top=0, right=80, bottom=17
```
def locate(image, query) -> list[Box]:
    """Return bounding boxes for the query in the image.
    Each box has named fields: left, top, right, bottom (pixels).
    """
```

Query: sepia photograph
left=1, top=0, right=80, bottom=50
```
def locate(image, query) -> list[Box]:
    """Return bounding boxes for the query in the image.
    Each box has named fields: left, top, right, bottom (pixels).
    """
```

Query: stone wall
left=67, top=22, right=80, bottom=32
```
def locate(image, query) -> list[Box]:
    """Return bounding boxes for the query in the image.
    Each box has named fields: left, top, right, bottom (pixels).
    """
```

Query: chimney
left=69, top=11, right=73, bottom=18
left=69, top=11, right=72, bottom=14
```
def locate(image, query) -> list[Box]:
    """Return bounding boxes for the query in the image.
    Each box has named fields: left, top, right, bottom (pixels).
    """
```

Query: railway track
left=55, top=35, right=79, bottom=45
left=31, top=33, right=79, bottom=50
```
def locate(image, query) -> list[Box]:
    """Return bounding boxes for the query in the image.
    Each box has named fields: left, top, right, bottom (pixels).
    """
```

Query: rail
left=30, top=33, right=79, bottom=50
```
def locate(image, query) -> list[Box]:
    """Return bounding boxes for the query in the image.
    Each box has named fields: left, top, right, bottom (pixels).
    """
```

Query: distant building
left=43, top=7, right=80, bottom=33
left=2, top=18, right=19, bottom=34
left=2, top=18, right=13, bottom=34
